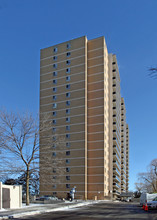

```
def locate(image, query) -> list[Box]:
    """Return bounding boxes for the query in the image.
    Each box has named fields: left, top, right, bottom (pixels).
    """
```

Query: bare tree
left=39, top=133, right=66, bottom=195
left=137, top=158, right=157, bottom=193
left=134, top=182, right=144, bottom=193
left=0, top=110, right=51, bottom=205
left=148, top=67, right=157, bottom=79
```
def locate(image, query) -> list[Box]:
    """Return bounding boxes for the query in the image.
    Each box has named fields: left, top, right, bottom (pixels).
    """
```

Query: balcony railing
left=113, top=182, right=121, bottom=188
left=113, top=175, right=121, bottom=183
left=113, top=168, right=121, bottom=176
left=113, top=160, right=121, bottom=170
left=113, top=190, right=120, bottom=195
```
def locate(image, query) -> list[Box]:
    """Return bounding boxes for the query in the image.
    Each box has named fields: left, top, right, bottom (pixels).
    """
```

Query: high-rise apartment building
left=39, top=36, right=129, bottom=200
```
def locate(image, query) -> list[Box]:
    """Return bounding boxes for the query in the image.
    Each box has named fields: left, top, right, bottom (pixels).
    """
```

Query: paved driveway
left=16, top=201, right=157, bottom=220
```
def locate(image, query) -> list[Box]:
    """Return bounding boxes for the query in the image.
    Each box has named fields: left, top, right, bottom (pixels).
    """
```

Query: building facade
left=39, top=36, right=129, bottom=200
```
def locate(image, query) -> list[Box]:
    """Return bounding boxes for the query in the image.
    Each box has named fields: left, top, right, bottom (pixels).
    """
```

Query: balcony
left=113, top=190, right=120, bottom=195
left=113, top=140, right=121, bottom=150
left=113, top=153, right=121, bottom=164
left=113, top=175, right=121, bottom=183
left=113, top=182, right=121, bottom=189
left=112, top=86, right=116, bottom=93
left=113, top=168, right=121, bottom=177
left=121, top=178, right=126, bottom=184
left=121, top=163, right=126, bottom=170
left=121, top=151, right=126, bottom=158
left=121, top=173, right=126, bottom=180
left=121, top=157, right=125, bottom=162
left=121, top=171, right=126, bottom=177
left=113, top=160, right=121, bottom=170
left=113, top=145, right=120, bottom=155
left=121, top=188, right=126, bottom=192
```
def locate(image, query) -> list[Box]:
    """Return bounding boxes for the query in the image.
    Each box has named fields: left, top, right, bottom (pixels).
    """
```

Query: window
left=67, top=43, right=71, bottom=49
left=66, top=125, right=70, bottom=131
left=53, top=168, right=56, bottom=173
left=66, top=142, right=70, bottom=148
left=53, top=63, right=57, bottom=68
left=66, top=159, right=70, bottom=164
left=54, top=47, right=58, bottom=53
left=66, top=84, right=70, bottom=89
left=66, top=60, right=71, bottom=65
left=66, top=184, right=70, bottom=188
left=66, top=92, right=70, bottom=98
left=53, top=136, right=56, bottom=141
left=53, top=87, right=57, bottom=92
left=53, top=56, right=57, bottom=61
left=66, top=76, right=70, bottom=81
left=66, top=134, right=70, bottom=139
left=66, top=100, right=70, bottom=106
left=66, top=151, right=70, bottom=155
left=53, top=71, right=57, bottom=76
left=66, top=176, right=70, bottom=180
left=53, top=127, right=56, bottom=132
left=53, top=111, right=56, bottom=116
left=53, top=192, right=57, bottom=195
left=53, top=176, right=56, bottom=179
left=112, top=62, right=116, bottom=65
left=66, top=109, right=70, bottom=114
left=112, top=69, right=116, bottom=72
left=52, top=152, right=56, bottom=157
left=66, top=68, right=70, bottom=73
left=53, top=119, right=56, bottom=124
left=53, top=184, right=56, bottom=189
left=66, top=167, right=70, bottom=172
left=112, top=84, right=116, bottom=87
left=52, top=144, right=56, bottom=148
left=112, top=77, right=116, bottom=79
left=53, top=79, right=57, bottom=84
left=67, top=52, right=71, bottom=57
left=53, top=95, right=57, bottom=100
left=66, top=117, right=70, bottom=122
left=53, top=103, right=57, bottom=108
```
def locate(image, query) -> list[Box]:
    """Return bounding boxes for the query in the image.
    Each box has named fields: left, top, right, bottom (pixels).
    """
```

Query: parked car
left=39, top=196, right=58, bottom=201
left=147, top=197, right=157, bottom=209
left=125, top=197, right=132, bottom=202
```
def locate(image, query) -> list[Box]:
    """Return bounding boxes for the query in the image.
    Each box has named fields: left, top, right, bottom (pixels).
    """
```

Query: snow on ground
left=0, top=208, right=6, bottom=212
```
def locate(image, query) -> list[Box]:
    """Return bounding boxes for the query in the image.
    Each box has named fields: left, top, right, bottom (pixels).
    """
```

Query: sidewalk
left=0, top=200, right=100, bottom=219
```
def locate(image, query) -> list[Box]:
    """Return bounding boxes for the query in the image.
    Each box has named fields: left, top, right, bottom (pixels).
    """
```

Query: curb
left=0, top=201, right=99, bottom=219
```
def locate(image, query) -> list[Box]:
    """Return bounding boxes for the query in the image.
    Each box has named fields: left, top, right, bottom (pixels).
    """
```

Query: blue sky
left=0, top=0, right=157, bottom=191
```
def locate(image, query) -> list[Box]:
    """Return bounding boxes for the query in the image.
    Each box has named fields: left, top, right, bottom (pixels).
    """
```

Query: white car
left=147, top=197, right=157, bottom=209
